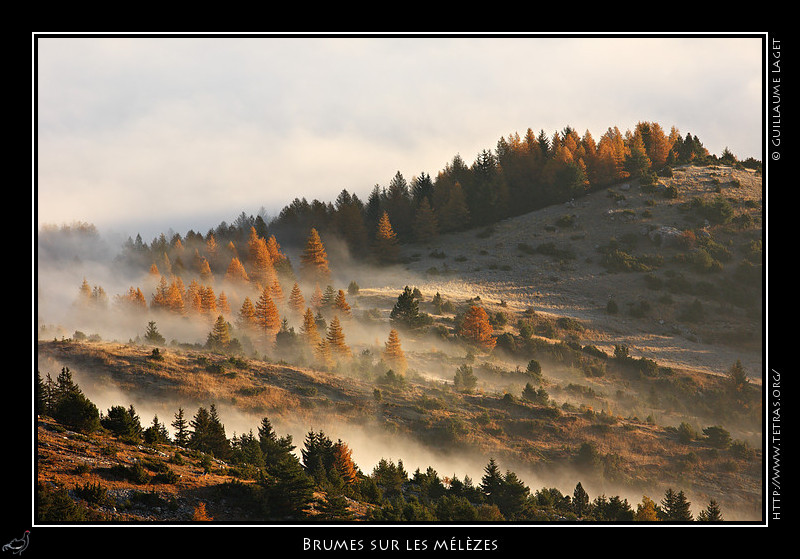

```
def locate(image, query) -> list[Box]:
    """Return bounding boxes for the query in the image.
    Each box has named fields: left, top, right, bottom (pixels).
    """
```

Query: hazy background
left=35, top=34, right=763, bottom=242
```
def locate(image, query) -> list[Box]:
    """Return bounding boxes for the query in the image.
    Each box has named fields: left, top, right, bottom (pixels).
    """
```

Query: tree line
left=36, top=368, right=724, bottom=523
left=111, top=120, right=760, bottom=273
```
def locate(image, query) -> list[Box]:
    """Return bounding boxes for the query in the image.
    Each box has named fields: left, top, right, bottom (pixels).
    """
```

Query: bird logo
left=2, top=531, right=29, bottom=555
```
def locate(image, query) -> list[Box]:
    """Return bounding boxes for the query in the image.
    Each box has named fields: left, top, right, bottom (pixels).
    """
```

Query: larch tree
left=310, top=284, right=324, bottom=312
left=217, top=292, right=231, bottom=315
left=373, top=211, right=399, bottom=264
left=325, top=316, right=351, bottom=359
left=266, top=235, right=287, bottom=265
left=300, top=228, right=330, bottom=284
left=459, top=306, right=496, bottom=351
left=300, top=307, right=321, bottom=349
left=200, top=286, right=217, bottom=316
left=237, top=297, right=258, bottom=332
left=333, top=289, right=351, bottom=317
left=270, top=278, right=284, bottom=305
left=254, top=288, right=282, bottom=343
left=382, top=328, right=407, bottom=375
left=206, top=315, right=232, bottom=352
left=198, top=256, right=214, bottom=283
left=224, top=257, right=250, bottom=284
left=186, top=280, right=203, bottom=314
left=331, top=440, right=359, bottom=486
left=247, top=227, right=276, bottom=288
left=288, top=283, right=305, bottom=315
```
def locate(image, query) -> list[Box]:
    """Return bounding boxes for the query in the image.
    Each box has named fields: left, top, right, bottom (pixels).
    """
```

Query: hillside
left=35, top=164, right=764, bottom=523
left=383, top=164, right=762, bottom=379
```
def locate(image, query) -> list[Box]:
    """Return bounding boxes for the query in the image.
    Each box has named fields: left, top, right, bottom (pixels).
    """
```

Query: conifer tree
left=453, top=364, right=477, bottom=393
left=76, top=278, right=91, bottom=306
left=325, top=316, right=351, bottom=359
left=270, top=279, right=284, bottom=305
left=172, top=407, right=190, bottom=447
left=459, top=306, right=496, bottom=351
left=254, top=287, right=281, bottom=343
left=697, top=499, right=723, bottom=522
left=258, top=416, right=296, bottom=472
left=300, top=307, right=322, bottom=349
left=659, top=488, right=693, bottom=521
left=390, top=286, right=425, bottom=330
left=382, top=329, right=407, bottom=375
left=412, top=197, right=439, bottom=242
left=144, top=321, right=166, bottom=345
left=247, top=227, right=277, bottom=287
left=217, top=292, right=231, bottom=315
left=237, top=297, right=258, bottom=332
left=373, top=211, right=400, bottom=264
left=186, top=280, right=203, bottom=314
left=198, top=257, right=213, bottom=283
left=333, top=289, right=351, bottom=317
left=310, top=284, right=324, bottom=311
left=331, top=440, right=359, bottom=486
left=572, top=482, right=590, bottom=518
left=224, top=257, right=250, bottom=284
left=300, top=228, right=330, bottom=284
left=288, top=283, right=305, bottom=315
left=206, top=315, right=232, bottom=351
left=200, top=286, right=217, bottom=315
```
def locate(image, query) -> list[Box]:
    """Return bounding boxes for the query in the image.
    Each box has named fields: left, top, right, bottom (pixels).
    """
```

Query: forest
left=36, top=119, right=763, bottom=524
left=36, top=367, right=725, bottom=522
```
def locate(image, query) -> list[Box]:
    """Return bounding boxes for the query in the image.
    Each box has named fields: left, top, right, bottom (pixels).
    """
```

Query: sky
left=35, top=34, right=765, bottom=242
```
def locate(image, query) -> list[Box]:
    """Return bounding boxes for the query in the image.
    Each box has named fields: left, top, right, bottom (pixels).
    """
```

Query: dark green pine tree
left=232, top=430, right=266, bottom=469
left=697, top=499, right=724, bottom=522
left=206, top=404, right=231, bottom=460
left=572, top=482, right=590, bottom=518
left=261, top=453, right=315, bottom=520
left=317, top=491, right=355, bottom=521
left=496, top=470, right=529, bottom=520
left=171, top=407, right=190, bottom=447
left=101, top=405, right=142, bottom=443
left=390, top=286, right=426, bottom=330
left=480, top=458, right=505, bottom=506
left=659, top=488, right=693, bottom=521
left=258, top=417, right=296, bottom=474
left=301, top=430, right=335, bottom=484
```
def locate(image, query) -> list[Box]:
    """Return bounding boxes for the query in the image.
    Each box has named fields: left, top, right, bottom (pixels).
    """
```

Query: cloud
left=35, top=35, right=763, bottom=239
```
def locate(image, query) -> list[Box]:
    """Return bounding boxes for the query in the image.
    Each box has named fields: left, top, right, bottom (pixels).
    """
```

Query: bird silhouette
left=2, top=531, right=29, bottom=555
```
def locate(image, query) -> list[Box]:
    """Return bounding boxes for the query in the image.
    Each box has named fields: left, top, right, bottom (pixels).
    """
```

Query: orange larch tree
left=334, top=289, right=351, bottom=317
left=325, top=316, right=351, bottom=359
left=374, top=211, right=399, bottom=264
left=270, top=278, right=284, bottom=305
left=186, top=280, right=203, bottom=314
left=382, top=328, right=407, bottom=375
left=224, top=257, right=250, bottom=284
left=254, top=288, right=281, bottom=341
left=300, top=307, right=321, bottom=349
left=237, top=297, right=258, bottom=332
left=200, top=286, right=217, bottom=316
left=331, top=440, right=359, bottom=486
left=300, top=228, right=330, bottom=284
left=247, top=227, right=276, bottom=288
left=459, top=305, right=496, bottom=351
left=288, top=283, right=305, bottom=315
left=217, top=291, right=231, bottom=315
